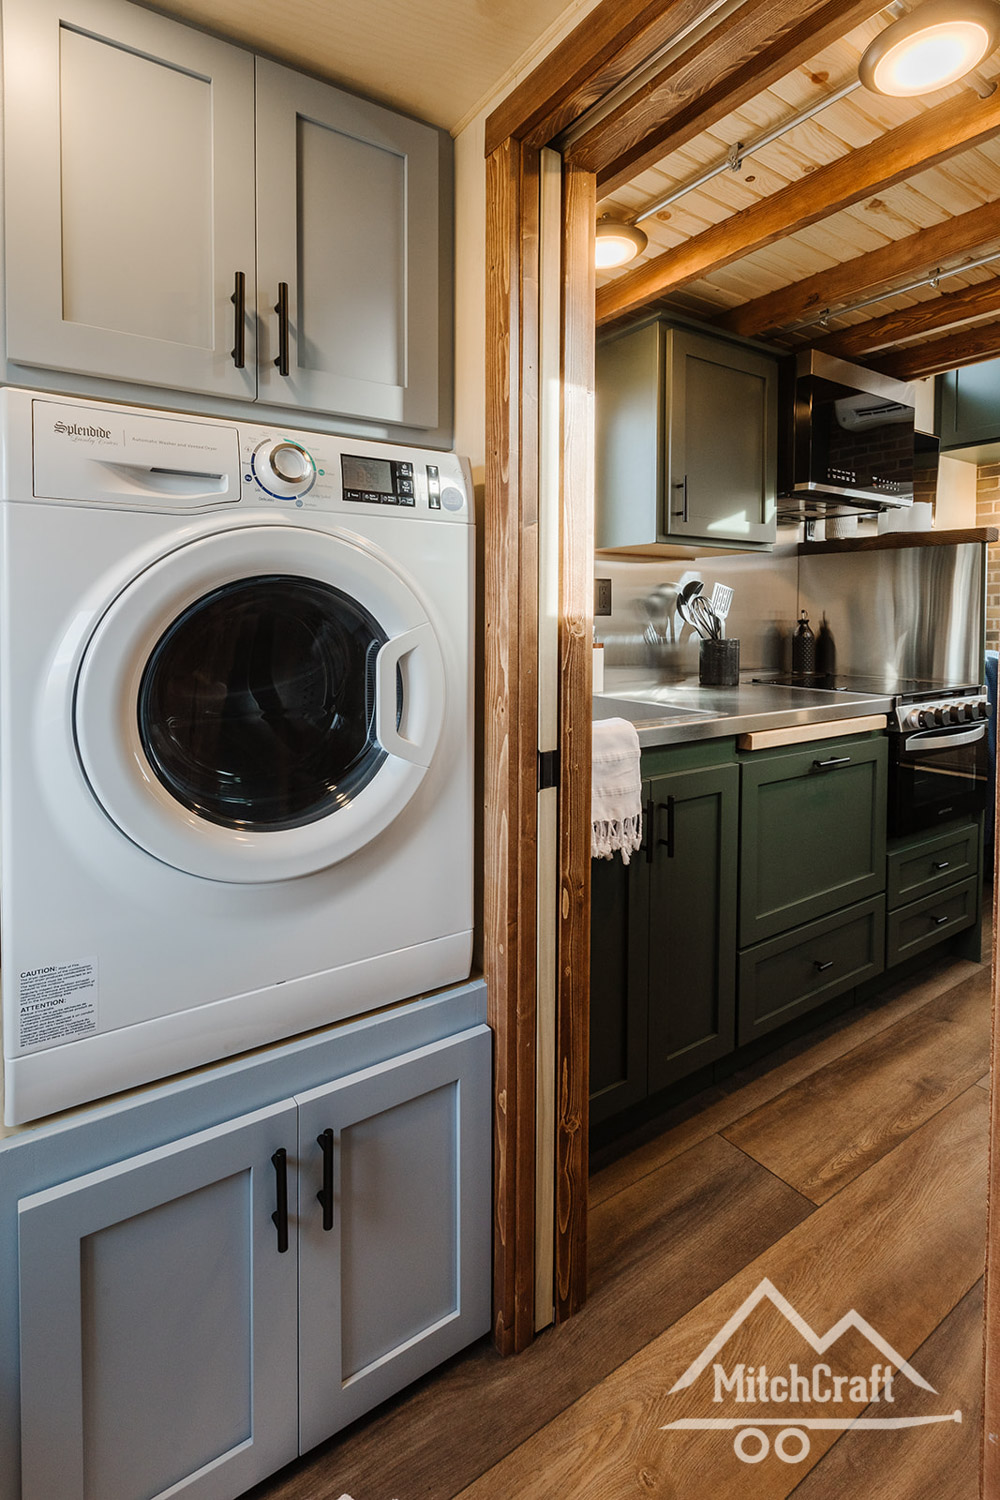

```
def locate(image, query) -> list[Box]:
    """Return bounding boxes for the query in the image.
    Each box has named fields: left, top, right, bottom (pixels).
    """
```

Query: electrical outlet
left=595, top=577, right=613, bottom=616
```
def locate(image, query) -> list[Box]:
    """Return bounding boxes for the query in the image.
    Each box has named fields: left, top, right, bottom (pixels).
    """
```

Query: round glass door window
left=137, top=574, right=389, bottom=830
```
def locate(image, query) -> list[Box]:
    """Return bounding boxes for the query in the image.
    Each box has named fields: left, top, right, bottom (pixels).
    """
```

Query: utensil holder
left=699, top=637, right=739, bottom=687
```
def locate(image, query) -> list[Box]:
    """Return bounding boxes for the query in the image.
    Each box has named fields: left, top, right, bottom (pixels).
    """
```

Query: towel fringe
left=591, top=813, right=642, bottom=865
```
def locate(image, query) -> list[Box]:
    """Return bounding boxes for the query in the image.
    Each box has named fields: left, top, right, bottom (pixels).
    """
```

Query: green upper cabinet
left=739, top=735, right=888, bottom=947
left=938, top=360, right=1000, bottom=452
left=3, top=0, right=444, bottom=429
left=596, top=319, right=778, bottom=551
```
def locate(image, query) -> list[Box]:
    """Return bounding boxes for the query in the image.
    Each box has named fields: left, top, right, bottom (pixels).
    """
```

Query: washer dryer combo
left=0, top=391, right=474, bottom=1124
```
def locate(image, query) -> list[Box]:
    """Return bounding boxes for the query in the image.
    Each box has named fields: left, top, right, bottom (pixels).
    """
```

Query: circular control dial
left=251, top=439, right=317, bottom=500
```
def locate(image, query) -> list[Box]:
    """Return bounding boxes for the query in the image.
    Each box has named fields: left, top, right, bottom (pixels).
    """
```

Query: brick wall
left=976, top=462, right=1000, bottom=649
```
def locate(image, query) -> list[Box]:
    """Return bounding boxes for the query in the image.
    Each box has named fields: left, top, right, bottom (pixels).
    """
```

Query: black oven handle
left=901, top=725, right=986, bottom=753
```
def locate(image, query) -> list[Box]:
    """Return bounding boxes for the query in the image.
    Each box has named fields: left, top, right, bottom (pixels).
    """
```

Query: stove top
left=753, top=673, right=983, bottom=701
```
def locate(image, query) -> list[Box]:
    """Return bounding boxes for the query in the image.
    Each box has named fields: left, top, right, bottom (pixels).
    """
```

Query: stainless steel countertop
left=593, top=675, right=894, bottom=747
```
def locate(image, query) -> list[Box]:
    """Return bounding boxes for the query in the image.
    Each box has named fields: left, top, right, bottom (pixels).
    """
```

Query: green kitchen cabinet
left=938, top=360, right=1000, bottom=451
left=590, top=750, right=739, bottom=1124
left=596, top=318, right=778, bottom=551
left=646, top=763, right=739, bottom=1090
left=739, top=734, right=888, bottom=947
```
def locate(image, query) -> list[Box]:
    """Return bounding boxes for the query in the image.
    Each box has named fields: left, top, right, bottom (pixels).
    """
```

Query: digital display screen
left=342, top=455, right=393, bottom=493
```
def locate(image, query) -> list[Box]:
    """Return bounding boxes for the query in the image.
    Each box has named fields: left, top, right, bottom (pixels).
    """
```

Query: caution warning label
left=19, top=959, right=98, bottom=1049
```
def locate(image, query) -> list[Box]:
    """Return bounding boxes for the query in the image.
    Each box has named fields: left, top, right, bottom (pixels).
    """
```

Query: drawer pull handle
left=933, top=914, right=950, bottom=926
left=271, top=1148, right=289, bottom=1254
left=812, top=757, right=852, bottom=772
left=672, top=475, right=688, bottom=522
left=932, top=861, right=951, bottom=871
left=814, top=959, right=834, bottom=972
left=316, top=1129, right=335, bottom=1231
left=655, top=797, right=676, bottom=858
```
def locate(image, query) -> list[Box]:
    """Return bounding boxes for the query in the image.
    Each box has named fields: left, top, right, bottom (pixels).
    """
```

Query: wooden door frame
left=485, top=32, right=1000, bottom=1492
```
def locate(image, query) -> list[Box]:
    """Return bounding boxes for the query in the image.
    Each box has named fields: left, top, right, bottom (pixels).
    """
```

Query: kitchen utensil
left=680, top=592, right=722, bottom=641
left=709, top=582, right=734, bottom=621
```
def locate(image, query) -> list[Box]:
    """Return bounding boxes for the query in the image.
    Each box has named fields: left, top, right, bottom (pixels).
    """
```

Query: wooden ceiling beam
left=596, top=91, right=1000, bottom=326
left=484, top=0, right=713, bottom=156
left=875, top=321, right=1000, bottom=378
left=570, top=0, right=887, bottom=197
left=813, top=275, right=1000, bottom=359
left=716, top=198, right=1000, bottom=338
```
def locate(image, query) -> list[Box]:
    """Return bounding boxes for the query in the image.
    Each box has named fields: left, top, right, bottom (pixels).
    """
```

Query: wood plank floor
left=243, top=929, right=992, bottom=1500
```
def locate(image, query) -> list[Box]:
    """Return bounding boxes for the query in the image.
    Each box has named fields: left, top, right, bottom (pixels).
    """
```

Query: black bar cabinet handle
left=316, top=1129, right=335, bottom=1231
left=814, top=959, right=834, bottom=972
left=230, top=270, right=245, bottom=368
left=813, top=756, right=852, bottom=772
left=933, top=914, right=950, bottom=927
left=274, top=281, right=290, bottom=376
left=644, top=797, right=655, bottom=864
left=656, top=796, right=676, bottom=858
left=933, top=861, right=951, bottom=871
left=672, top=476, right=688, bottom=522
left=271, top=1148, right=289, bottom=1253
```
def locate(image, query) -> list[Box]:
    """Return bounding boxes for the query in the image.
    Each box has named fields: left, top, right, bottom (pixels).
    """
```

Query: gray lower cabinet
left=3, top=0, right=443, bottom=427
left=15, top=1020, right=491, bottom=1500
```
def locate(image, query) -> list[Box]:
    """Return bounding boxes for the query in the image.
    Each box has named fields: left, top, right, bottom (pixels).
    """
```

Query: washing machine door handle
left=375, top=623, right=445, bottom=768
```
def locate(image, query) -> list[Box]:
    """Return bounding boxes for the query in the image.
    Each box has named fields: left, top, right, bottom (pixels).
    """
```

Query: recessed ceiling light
left=859, top=0, right=1000, bottom=95
left=595, top=217, right=648, bottom=269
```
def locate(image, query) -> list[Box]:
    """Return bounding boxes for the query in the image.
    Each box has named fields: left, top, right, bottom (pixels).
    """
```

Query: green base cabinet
left=589, top=751, right=739, bottom=1123
left=885, top=817, right=982, bottom=968
left=739, top=735, right=888, bottom=946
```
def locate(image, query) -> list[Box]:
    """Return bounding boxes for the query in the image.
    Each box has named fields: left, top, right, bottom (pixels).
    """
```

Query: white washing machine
left=0, top=391, right=474, bottom=1124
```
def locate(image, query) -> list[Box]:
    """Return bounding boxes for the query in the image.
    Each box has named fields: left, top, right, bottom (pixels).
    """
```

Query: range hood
left=777, top=350, right=929, bottom=521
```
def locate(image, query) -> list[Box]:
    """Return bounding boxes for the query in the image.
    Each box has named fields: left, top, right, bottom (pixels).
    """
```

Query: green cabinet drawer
left=886, top=821, right=980, bottom=911
left=739, top=735, right=887, bottom=946
left=886, top=876, right=978, bottom=967
left=738, top=896, right=885, bottom=1045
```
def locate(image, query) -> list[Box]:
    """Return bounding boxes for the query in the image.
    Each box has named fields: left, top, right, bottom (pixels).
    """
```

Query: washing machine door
left=74, top=525, right=446, bottom=882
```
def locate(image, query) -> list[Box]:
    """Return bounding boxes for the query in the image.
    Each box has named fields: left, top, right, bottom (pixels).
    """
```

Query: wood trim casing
left=568, top=0, right=887, bottom=196
left=597, top=88, right=1000, bottom=324
left=485, top=136, right=540, bottom=1355
left=555, top=164, right=596, bottom=1321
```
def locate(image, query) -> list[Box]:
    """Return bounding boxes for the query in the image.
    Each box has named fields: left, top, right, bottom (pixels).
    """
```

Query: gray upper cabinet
left=255, top=61, right=440, bottom=428
left=4, top=0, right=258, bottom=401
left=596, top=319, right=778, bottom=550
left=3, top=0, right=443, bottom=428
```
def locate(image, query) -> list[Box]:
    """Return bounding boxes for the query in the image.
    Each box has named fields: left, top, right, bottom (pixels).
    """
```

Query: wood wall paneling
left=597, top=89, right=1000, bottom=324
left=555, top=163, right=596, bottom=1322
left=570, top=0, right=888, bottom=198
left=485, top=136, right=540, bottom=1355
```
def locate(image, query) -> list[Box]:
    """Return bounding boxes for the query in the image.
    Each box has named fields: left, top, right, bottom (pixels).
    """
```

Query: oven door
left=888, top=721, right=989, bottom=837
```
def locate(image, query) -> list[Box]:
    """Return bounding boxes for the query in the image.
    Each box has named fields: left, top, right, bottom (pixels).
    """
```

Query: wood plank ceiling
left=591, top=6, right=1000, bottom=378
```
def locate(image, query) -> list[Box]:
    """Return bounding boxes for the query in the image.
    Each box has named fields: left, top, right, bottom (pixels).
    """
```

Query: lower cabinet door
left=647, top=764, right=739, bottom=1091
left=295, top=1027, right=492, bottom=1452
left=18, top=1100, right=299, bottom=1500
left=590, top=801, right=651, bottom=1126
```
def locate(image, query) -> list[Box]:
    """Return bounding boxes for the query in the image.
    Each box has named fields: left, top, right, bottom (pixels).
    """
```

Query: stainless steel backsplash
left=596, top=537, right=985, bottom=684
left=797, top=542, right=986, bottom=684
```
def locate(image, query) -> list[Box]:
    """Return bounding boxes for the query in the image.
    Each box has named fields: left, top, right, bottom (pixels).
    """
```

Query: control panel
left=239, top=427, right=468, bottom=519
left=897, top=695, right=990, bottom=731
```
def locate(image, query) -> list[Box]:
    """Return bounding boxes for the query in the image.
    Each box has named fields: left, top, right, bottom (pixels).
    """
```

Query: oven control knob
left=934, top=706, right=948, bottom=726
left=977, top=700, right=989, bottom=719
left=947, top=703, right=963, bottom=724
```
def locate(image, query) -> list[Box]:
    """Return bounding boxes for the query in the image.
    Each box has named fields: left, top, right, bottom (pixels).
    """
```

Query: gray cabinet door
left=255, top=60, right=441, bottom=427
left=3, top=0, right=257, bottom=399
left=666, top=328, right=777, bottom=545
left=295, top=1026, right=492, bottom=1452
left=18, top=1100, right=298, bottom=1500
